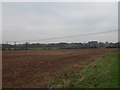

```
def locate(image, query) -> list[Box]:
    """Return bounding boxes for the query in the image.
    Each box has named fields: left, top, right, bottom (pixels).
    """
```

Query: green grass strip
left=51, top=52, right=119, bottom=88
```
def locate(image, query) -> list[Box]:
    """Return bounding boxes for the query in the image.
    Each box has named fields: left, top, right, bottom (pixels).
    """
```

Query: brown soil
left=2, top=48, right=117, bottom=88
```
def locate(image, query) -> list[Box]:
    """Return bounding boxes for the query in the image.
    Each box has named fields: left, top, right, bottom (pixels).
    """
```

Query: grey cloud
left=2, top=2, right=118, bottom=43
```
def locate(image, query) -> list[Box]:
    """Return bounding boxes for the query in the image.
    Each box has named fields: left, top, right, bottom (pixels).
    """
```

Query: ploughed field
left=2, top=48, right=116, bottom=88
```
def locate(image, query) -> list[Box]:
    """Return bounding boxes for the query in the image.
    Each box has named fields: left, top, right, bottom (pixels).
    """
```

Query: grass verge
left=50, top=52, right=119, bottom=88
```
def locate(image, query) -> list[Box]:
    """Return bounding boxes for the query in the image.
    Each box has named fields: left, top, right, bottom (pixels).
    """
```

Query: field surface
left=2, top=48, right=116, bottom=88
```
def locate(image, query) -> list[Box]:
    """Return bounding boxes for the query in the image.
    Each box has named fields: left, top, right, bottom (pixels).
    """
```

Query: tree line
left=1, top=41, right=120, bottom=51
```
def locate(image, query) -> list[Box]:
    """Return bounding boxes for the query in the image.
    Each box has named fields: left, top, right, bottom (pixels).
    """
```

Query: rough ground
left=2, top=48, right=116, bottom=88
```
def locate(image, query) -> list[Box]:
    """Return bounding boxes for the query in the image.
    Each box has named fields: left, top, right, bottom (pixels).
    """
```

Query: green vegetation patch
left=50, top=52, right=119, bottom=88
left=28, top=47, right=60, bottom=50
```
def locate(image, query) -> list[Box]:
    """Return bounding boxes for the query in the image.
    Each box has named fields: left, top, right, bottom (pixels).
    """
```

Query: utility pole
left=6, top=41, right=8, bottom=50
left=8, top=42, right=11, bottom=51
left=14, top=41, right=17, bottom=50
left=25, top=42, right=28, bottom=50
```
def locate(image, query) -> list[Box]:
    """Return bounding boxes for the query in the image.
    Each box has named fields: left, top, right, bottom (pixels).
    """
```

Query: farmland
left=51, top=52, right=119, bottom=88
left=2, top=48, right=117, bottom=88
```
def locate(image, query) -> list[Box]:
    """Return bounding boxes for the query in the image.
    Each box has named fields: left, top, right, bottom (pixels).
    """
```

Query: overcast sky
left=2, top=2, right=118, bottom=44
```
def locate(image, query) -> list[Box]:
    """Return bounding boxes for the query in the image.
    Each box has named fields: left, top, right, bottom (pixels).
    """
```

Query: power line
left=7, top=30, right=119, bottom=43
